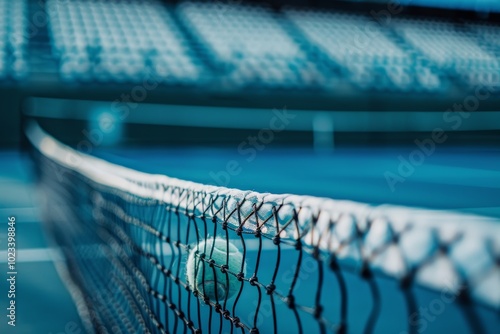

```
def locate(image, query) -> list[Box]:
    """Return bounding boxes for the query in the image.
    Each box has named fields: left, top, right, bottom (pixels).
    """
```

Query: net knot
left=232, top=317, right=242, bottom=328
left=209, top=259, right=215, bottom=268
left=439, top=243, right=449, bottom=254
left=295, top=241, right=302, bottom=250
left=222, top=310, right=230, bottom=319
left=236, top=272, right=245, bottom=281
left=456, top=284, right=471, bottom=304
left=236, top=228, right=243, bottom=236
left=286, top=295, right=295, bottom=308
left=194, top=329, right=202, bottom=334
left=400, top=274, right=413, bottom=289
left=312, top=247, right=320, bottom=259
left=249, top=276, right=258, bottom=286
left=222, top=222, right=228, bottom=230
left=250, top=328, right=260, bottom=334
left=266, top=284, right=276, bottom=295
left=214, top=303, right=222, bottom=313
left=168, top=303, right=176, bottom=310
left=272, top=236, right=280, bottom=245
left=360, top=264, right=372, bottom=279
left=329, top=257, right=339, bottom=271
left=220, top=264, right=229, bottom=273
left=337, top=323, right=347, bottom=334
left=313, top=305, right=323, bottom=319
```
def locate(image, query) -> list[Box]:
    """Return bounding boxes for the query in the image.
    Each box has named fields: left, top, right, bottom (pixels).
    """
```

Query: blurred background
left=0, top=0, right=500, bottom=333
left=0, top=0, right=498, bottom=147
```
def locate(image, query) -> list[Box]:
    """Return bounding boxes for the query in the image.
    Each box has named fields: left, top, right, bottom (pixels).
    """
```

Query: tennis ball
left=186, top=237, right=245, bottom=301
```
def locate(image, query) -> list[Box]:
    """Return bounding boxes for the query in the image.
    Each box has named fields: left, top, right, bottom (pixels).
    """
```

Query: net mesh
left=27, top=122, right=500, bottom=334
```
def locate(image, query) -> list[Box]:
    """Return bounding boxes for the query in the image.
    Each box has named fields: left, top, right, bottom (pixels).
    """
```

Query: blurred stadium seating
left=393, top=17, right=500, bottom=88
left=39, top=0, right=500, bottom=92
left=0, top=0, right=28, bottom=80
left=0, top=0, right=498, bottom=146
left=178, top=2, right=327, bottom=90
left=284, top=9, right=444, bottom=92
left=47, top=0, right=204, bottom=84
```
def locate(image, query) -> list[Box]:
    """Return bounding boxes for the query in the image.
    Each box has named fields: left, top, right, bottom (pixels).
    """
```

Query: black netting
left=28, top=123, right=500, bottom=334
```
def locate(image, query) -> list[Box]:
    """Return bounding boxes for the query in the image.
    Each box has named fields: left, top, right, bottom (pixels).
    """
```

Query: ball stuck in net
left=186, top=237, right=245, bottom=301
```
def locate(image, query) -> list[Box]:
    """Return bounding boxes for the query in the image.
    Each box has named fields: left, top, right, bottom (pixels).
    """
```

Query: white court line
left=0, top=248, right=62, bottom=263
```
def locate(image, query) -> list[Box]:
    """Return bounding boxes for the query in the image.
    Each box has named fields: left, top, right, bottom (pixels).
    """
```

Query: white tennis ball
left=186, top=237, right=245, bottom=301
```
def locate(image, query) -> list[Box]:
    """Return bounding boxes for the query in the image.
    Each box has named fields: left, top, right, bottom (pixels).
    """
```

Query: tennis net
left=26, top=122, right=500, bottom=334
